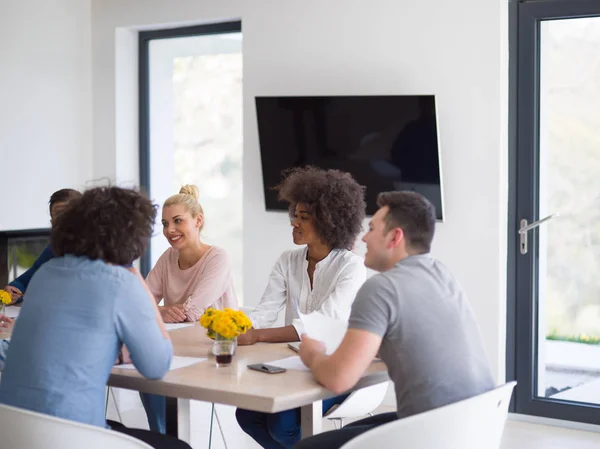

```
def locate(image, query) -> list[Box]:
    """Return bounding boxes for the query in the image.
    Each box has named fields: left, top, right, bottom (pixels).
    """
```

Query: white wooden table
left=109, top=324, right=389, bottom=442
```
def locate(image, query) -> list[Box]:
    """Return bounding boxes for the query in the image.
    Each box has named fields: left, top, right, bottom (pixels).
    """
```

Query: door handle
left=519, top=213, right=558, bottom=255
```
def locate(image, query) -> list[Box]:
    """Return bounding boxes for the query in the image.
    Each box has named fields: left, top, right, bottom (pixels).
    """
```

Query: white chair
left=0, top=403, right=153, bottom=449
left=325, top=382, right=390, bottom=428
left=340, top=382, right=516, bottom=449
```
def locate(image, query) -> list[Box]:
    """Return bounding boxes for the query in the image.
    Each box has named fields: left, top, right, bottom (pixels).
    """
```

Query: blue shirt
left=9, top=244, right=55, bottom=302
left=0, top=255, right=173, bottom=428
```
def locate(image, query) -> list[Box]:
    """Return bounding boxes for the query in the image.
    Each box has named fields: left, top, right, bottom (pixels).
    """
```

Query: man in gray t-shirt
left=296, top=191, right=494, bottom=449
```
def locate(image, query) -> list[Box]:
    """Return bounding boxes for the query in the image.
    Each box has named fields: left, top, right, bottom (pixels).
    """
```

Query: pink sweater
left=146, top=246, right=238, bottom=321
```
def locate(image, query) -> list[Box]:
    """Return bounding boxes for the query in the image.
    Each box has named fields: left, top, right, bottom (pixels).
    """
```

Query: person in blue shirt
left=0, top=186, right=191, bottom=449
left=3, top=188, right=82, bottom=303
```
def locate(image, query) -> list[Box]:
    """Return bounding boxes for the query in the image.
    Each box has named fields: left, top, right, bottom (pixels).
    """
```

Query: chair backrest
left=341, top=382, right=516, bottom=449
left=0, top=403, right=153, bottom=449
left=325, top=381, right=390, bottom=420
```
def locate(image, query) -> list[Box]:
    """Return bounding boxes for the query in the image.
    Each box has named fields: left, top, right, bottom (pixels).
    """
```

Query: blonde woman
left=147, top=184, right=238, bottom=321
left=142, top=185, right=238, bottom=433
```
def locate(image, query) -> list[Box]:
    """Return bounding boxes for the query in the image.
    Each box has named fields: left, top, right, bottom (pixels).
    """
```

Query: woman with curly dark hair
left=236, top=166, right=367, bottom=449
left=0, top=186, right=191, bottom=449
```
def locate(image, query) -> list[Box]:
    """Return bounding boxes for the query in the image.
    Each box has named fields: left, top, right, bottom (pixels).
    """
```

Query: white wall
left=0, top=0, right=92, bottom=230
left=91, top=0, right=508, bottom=381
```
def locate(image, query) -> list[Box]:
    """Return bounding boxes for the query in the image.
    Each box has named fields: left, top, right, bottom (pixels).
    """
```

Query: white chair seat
left=0, top=403, right=153, bottom=449
left=340, top=381, right=516, bottom=449
left=325, top=382, right=389, bottom=421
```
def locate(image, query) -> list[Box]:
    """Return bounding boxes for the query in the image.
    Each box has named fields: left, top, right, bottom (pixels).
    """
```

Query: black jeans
left=293, top=412, right=397, bottom=449
left=107, top=420, right=191, bottom=449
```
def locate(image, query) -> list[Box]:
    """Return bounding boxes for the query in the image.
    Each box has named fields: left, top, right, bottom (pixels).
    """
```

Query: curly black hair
left=275, top=166, right=366, bottom=249
left=51, top=186, right=157, bottom=265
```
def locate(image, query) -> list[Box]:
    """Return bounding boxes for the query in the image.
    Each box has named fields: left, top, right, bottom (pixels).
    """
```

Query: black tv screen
left=256, top=95, right=443, bottom=220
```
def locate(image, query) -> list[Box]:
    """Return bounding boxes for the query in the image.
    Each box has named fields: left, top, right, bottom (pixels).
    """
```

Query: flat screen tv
left=256, top=95, right=444, bottom=220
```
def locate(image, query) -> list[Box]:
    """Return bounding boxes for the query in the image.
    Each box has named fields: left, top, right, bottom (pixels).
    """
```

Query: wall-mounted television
left=256, top=95, right=444, bottom=220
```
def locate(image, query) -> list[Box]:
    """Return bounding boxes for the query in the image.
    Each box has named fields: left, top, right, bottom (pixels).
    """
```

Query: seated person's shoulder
left=337, top=249, right=365, bottom=265
left=276, top=247, right=306, bottom=264
left=45, top=256, right=138, bottom=291
left=356, top=272, right=394, bottom=298
left=207, top=245, right=226, bottom=257
left=97, top=262, right=140, bottom=288
left=205, top=246, right=233, bottom=264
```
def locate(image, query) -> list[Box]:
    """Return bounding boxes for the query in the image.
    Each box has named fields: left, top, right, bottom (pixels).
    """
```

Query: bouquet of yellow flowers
left=0, top=290, right=12, bottom=306
left=199, top=308, right=252, bottom=340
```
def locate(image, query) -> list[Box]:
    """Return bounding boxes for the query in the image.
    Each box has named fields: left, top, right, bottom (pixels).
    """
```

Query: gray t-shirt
left=349, top=254, right=494, bottom=419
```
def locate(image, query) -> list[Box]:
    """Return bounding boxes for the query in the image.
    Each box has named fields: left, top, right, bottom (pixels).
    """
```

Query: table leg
left=300, top=400, right=323, bottom=439
left=165, top=397, right=178, bottom=437
left=165, top=397, right=191, bottom=443
left=178, top=398, right=191, bottom=444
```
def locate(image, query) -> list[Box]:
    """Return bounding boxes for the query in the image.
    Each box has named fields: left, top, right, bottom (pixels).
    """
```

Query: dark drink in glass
left=216, top=354, right=232, bottom=366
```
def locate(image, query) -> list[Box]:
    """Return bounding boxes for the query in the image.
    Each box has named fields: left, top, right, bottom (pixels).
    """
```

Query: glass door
left=512, top=0, right=600, bottom=424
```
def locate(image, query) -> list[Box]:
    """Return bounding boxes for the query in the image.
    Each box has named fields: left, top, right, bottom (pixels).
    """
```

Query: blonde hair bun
left=179, top=184, right=199, bottom=201
left=164, top=184, right=204, bottom=228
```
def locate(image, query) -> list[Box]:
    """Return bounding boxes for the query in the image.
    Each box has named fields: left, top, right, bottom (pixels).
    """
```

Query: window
left=139, top=22, right=243, bottom=302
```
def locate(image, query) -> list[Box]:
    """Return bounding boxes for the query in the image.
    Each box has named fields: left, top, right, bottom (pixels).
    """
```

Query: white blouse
left=249, top=247, right=366, bottom=336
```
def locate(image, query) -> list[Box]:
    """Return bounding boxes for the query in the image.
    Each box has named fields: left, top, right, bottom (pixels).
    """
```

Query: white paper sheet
left=116, top=356, right=206, bottom=371
left=164, top=323, right=195, bottom=331
left=268, top=356, right=310, bottom=372
left=298, top=311, right=348, bottom=354
left=4, top=306, right=21, bottom=319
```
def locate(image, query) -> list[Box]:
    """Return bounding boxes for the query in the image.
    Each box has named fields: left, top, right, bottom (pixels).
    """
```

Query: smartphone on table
left=247, top=363, right=287, bottom=374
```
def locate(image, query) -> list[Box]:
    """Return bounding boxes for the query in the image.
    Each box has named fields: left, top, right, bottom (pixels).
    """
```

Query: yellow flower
left=0, top=290, right=11, bottom=305
left=199, top=307, right=252, bottom=338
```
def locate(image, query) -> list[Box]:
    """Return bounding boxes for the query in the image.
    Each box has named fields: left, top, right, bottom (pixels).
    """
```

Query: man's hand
left=0, top=314, right=13, bottom=328
left=3, top=285, right=22, bottom=304
left=302, top=329, right=382, bottom=394
left=160, top=305, right=186, bottom=323
left=299, top=334, right=326, bottom=369
left=237, top=329, right=259, bottom=346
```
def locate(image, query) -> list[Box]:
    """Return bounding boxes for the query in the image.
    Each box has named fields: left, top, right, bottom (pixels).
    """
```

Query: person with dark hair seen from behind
left=294, top=191, right=494, bottom=449
left=0, top=186, right=191, bottom=449
left=3, top=188, right=82, bottom=304
left=235, top=166, right=367, bottom=449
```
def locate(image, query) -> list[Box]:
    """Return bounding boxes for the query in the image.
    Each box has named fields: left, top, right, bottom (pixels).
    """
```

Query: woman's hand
left=114, top=346, right=132, bottom=365
left=3, top=285, right=23, bottom=304
left=0, top=314, right=13, bottom=328
left=160, top=305, right=187, bottom=323
left=237, top=329, right=259, bottom=346
left=121, top=345, right=132, bottom=364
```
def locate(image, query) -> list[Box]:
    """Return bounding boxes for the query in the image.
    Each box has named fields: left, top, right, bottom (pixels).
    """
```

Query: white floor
left=107, top=389, right=600, bottom=449
left=501, top=420, right=600, bottom=449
